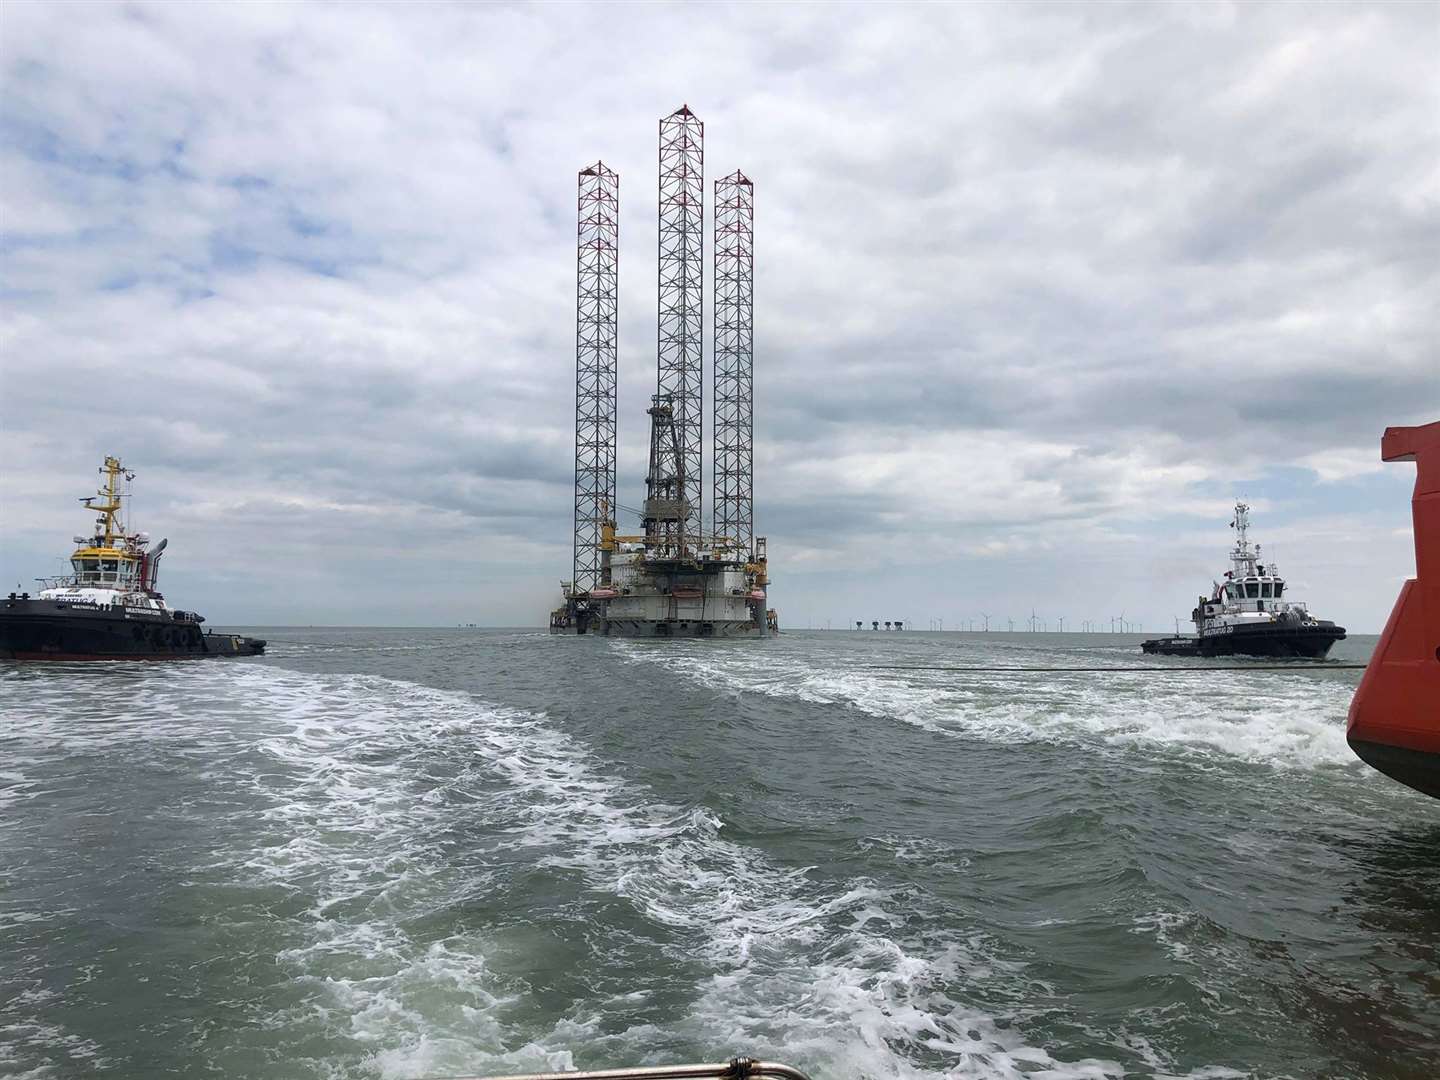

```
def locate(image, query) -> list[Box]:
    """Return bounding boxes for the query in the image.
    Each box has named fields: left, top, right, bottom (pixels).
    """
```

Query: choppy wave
left=610, top=641, right=1361, bottom=772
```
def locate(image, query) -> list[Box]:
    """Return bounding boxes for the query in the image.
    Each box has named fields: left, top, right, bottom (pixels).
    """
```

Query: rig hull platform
left=551, top=554, right=773, bottom=638
left=553, top=618, right=764, bottom=639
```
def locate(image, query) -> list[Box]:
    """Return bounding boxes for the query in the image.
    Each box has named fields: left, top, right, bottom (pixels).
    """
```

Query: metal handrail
left=461, top=1059, right=814, bottom=1080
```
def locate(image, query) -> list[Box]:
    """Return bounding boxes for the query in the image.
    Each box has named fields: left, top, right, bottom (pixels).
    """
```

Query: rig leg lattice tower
left=572, top=162, right=620, bottom=596
left=713, top=170, right=754, bottom=559
left=655, top=105, right=704, bottom=553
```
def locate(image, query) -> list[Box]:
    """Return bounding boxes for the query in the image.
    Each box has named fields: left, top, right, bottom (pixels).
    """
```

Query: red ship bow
left=1347, top=420, right=1440, bottom=798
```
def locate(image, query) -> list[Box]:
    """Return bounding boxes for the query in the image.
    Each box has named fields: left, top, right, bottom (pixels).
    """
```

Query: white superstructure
left=35, top=457, right=175, bottom=619
left=1192, top=502, right=1322, bottom=637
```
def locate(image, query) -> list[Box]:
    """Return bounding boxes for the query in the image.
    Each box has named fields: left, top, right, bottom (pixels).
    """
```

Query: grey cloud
left=1, top=1, right=1434, bottom=629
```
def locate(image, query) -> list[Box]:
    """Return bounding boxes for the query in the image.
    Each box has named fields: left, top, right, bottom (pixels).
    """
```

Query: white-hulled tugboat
left=1142, top=501, right=1345, bottom=659
left=0, top=456, right=265, bottom=661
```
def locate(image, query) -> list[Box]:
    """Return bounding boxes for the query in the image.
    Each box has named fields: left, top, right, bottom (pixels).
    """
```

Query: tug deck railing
left=464, top=1059, right=813, bottom=1080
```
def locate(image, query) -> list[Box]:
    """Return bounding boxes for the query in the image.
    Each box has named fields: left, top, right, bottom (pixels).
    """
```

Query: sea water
left=3, top=629, right=1436, bottom=1079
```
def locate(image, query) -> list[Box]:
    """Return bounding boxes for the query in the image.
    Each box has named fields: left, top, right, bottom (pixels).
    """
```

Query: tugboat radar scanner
left=1347, top=420, right=1440, bottom=799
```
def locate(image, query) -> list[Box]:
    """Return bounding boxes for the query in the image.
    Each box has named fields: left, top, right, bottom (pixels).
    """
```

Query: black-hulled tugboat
left=1142, top=501, right=1345, bottom=659
left=0, top=456, right=265, bottom=661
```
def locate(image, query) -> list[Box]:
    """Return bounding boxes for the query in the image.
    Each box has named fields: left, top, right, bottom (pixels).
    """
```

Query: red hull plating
left=1346, top=420, right=1440, bottom=798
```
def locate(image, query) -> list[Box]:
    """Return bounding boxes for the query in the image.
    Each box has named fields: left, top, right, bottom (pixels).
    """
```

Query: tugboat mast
left=82, top=456, right=133, bottom=547
left=1230, top=501, right=1258, bottom=578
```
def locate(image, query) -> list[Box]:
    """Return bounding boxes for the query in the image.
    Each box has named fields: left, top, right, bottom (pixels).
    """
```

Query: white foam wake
left=210, top=664, right=1133, bottom=1079
left=4, top=660, right=1232, bottom=1078
left=611, top=642, right=1362, bottom=772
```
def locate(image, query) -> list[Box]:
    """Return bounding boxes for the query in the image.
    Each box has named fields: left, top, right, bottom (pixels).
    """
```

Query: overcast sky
left=2, top=1, right=1435, bottom=631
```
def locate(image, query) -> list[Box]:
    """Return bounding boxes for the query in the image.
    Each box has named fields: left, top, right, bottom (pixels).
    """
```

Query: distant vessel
left=0, top=456, right=265, bottom=661
left=1141, top=501, right=1345, bottom=658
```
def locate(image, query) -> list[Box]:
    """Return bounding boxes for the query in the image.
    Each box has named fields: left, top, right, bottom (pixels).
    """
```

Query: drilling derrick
left=642, top=394, right=686, bottom=556
left=713, top=170, right=754, bottom=559
left=571, top=162, right=620, bottom=600
left=656, top=105, right=704, bottom=551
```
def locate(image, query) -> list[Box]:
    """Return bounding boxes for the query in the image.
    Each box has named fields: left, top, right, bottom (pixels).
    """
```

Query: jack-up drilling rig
left=551, top=106, right=775, bottom=637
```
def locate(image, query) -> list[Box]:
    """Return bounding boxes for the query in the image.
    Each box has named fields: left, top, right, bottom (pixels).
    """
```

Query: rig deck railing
left=464, top=1060, right=813, bottom=1080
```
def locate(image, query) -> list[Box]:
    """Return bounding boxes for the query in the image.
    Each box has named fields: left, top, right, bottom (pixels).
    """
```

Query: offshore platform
left=551, top=106, right=775, bottom=638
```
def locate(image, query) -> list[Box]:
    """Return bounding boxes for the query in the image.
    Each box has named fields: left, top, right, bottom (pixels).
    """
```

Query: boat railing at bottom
left=462, top=1059, right=814, bottom=1080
